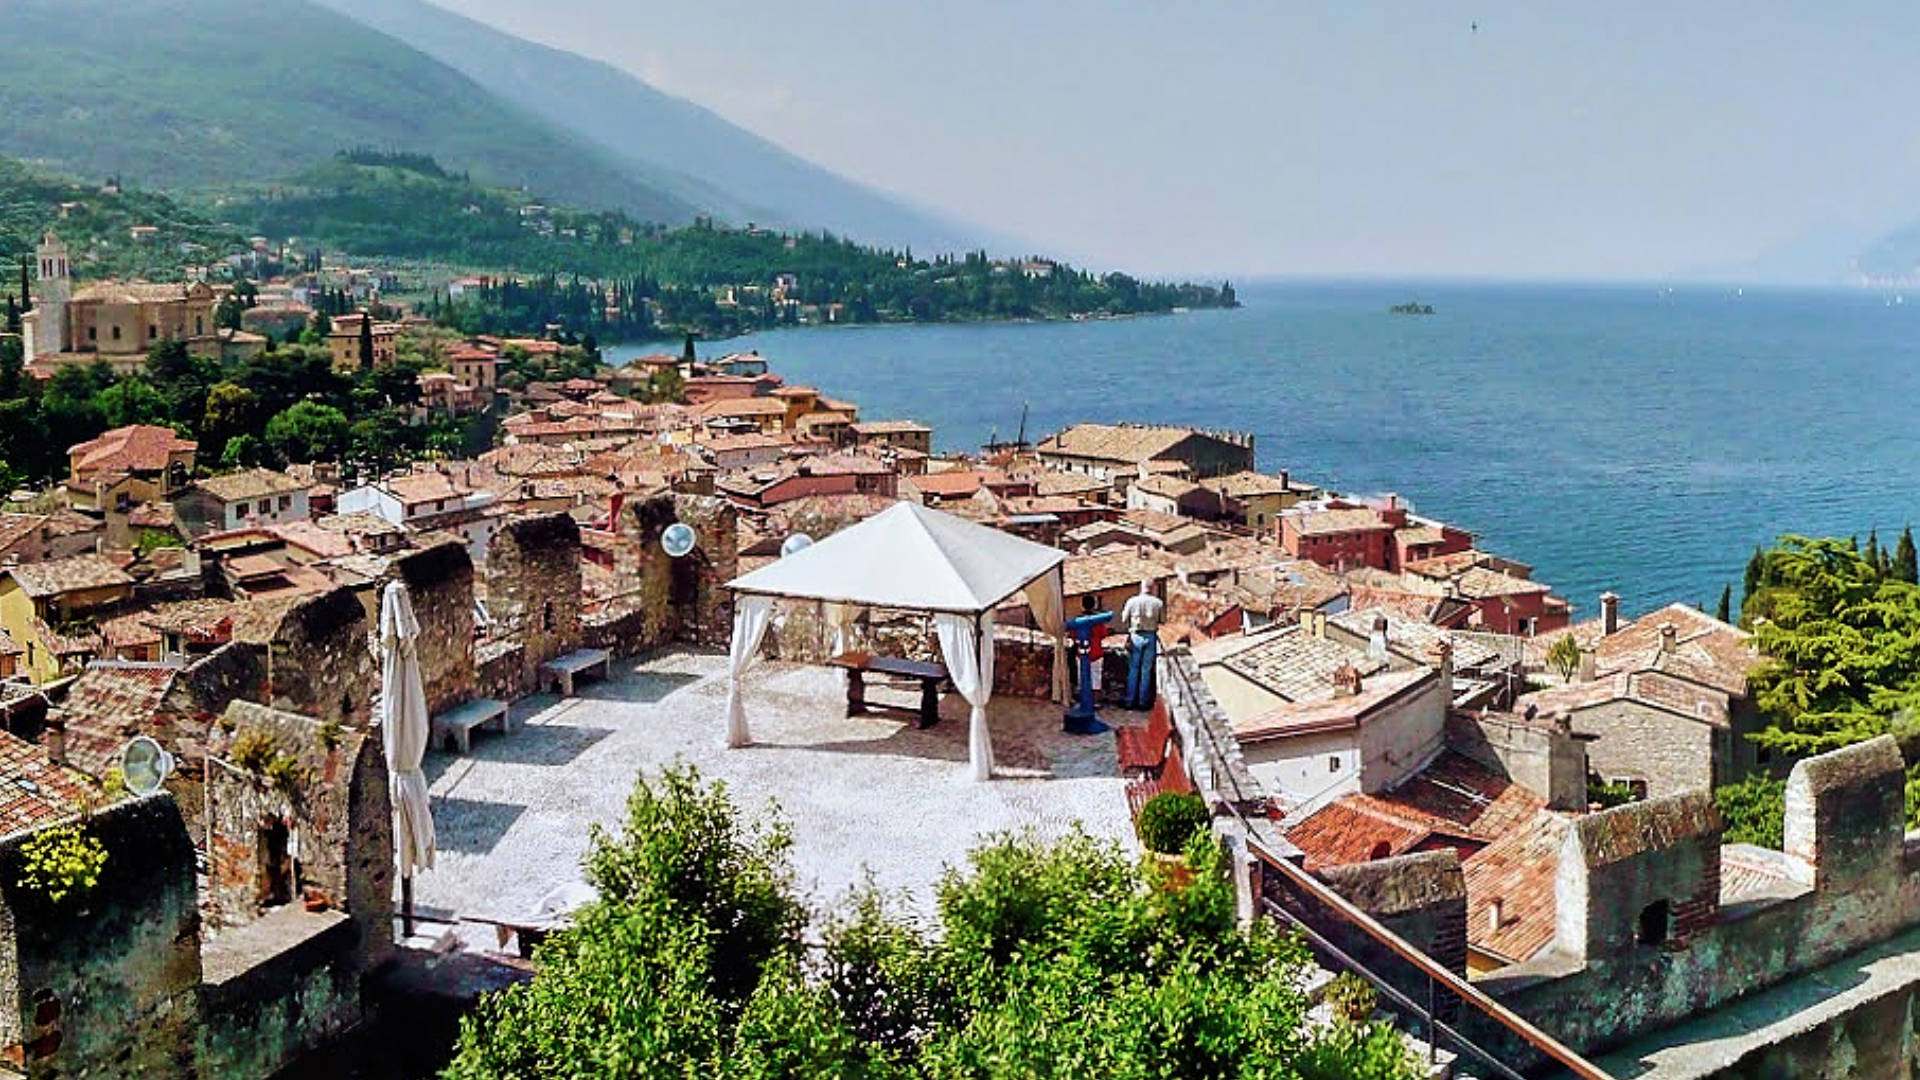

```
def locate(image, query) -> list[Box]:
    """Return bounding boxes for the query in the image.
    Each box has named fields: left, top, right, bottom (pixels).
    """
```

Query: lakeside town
left=0, top=234, right=1912, bottom=1080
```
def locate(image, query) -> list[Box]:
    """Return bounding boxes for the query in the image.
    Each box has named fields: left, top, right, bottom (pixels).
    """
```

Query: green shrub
left=1326, top=971, right=1378, bottom=1022
left=1136, top=790, right=1210, bottom=855
left=228, top=730, right=275, bottom=774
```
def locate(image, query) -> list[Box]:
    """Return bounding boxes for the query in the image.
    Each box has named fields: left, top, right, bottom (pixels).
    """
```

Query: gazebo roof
left=726, top=501, right=1065, bottom=614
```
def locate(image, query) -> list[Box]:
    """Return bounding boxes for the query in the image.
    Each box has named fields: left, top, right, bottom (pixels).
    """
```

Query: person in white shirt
left=1120, top=580, right=1164, bottom=709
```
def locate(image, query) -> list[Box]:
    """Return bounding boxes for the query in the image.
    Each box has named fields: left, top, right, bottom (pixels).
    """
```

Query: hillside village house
left=336, top=468, right=497, bottom=562
left=65, top=424, right=198, bottom=514
left=327, top=312, right=401, bottom=373
left=0, top=554, right=136, bottom=683
left=1126, top=473, right=1227, bottom=520
left=1199, top=470, right=1321, bottom=532
left=1036, top=422, right=1255, bottom=481
left=172, top=468, right=312, bottom=539
left=446, top=344, right=501, bottom=391
left=851, top=420, right=933, bottom=455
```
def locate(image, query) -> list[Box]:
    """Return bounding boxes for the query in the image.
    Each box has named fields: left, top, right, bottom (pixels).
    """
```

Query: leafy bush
left=1136, top=790, right=1210, bottom=855
left=446, top=766, right=1420, bottom=1079
left=18, top=823, right=107, bottom=905
left=1326, top=972, right=1378, bottom=1022
left=1588, top=778, right=1642, bottom=810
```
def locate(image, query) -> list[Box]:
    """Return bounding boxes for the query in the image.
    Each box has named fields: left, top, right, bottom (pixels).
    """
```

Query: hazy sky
left=435, top=1, right=1920, bottom=279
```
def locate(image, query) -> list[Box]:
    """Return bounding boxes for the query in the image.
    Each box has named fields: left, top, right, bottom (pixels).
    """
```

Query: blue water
left=612, top=281, right=1920, bottom=618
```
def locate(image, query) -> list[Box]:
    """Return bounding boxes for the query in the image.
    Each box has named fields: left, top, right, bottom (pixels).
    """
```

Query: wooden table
left=828, top=652, right=949, bottom=728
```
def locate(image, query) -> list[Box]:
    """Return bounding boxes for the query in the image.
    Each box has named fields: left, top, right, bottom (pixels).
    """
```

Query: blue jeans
left=1126, top=632, right=1158, bottom=709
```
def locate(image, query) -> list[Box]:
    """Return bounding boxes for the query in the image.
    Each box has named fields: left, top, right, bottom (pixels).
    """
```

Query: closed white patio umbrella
left=380, top=580, right=436, bottom=935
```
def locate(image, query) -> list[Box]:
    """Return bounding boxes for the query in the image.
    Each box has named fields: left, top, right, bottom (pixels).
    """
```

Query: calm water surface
left=614, top=281, right=1920, bottom=618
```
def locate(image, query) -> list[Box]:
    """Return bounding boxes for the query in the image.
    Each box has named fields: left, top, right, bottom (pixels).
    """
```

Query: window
left=148, top=324, right=158, bottom=339
left=1637, top=900, right=1670, bottom=946
left=195, top=317, right=204, bottom=335
left=87, top=326, right=96, bottom=342
left=278, top=495, right=292, bottom=511
left=1329, top=756, right=1341, bottom=773
left=111, top=325, right=121, bottom=341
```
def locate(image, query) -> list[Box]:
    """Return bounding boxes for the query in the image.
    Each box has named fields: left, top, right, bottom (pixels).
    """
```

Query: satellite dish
left=661, top=522, right=698, bottom=558
left=121, top=736, right=176, bottom=797
left=780, top=533, right=814, bottom=558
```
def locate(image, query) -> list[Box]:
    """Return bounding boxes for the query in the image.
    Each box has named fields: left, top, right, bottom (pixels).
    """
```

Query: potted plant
left=1136, top=791, right=1209, bottom=886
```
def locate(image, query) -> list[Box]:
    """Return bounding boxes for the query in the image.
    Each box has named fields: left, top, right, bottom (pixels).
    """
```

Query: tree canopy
left=445, top=764, right=1416, bottom=1080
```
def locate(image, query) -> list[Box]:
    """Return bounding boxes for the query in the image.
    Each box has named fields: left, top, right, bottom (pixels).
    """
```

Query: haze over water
left=618, top=281, right=1920, bottom=617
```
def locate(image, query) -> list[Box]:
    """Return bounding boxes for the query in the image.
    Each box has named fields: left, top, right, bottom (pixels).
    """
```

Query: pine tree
left=1896, top=527, right=1918, bottom=585
left=1715, top=584, right=1732, bottom=624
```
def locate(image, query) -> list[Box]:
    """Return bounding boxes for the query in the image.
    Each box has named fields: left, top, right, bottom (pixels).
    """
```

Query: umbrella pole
left=402, top=873, right=414, bottom=939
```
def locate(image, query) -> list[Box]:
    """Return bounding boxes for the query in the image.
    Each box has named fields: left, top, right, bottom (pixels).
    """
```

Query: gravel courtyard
left=413, top=649, right=1136, bottom=936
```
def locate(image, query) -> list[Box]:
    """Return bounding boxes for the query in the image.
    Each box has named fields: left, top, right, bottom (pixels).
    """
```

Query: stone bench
left=539, top=648, right=612, bottom=697
left=429, top=697, right=514, bottom=754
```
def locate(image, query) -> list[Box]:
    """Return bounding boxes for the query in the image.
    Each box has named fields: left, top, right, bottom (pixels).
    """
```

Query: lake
left=611, top=280, right=1920, bottom=618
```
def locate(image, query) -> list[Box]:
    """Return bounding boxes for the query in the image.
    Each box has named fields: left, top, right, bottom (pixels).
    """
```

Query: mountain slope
left=311, top=0, right=997, bottom=254
left=0, top=0, right=698, bottom=225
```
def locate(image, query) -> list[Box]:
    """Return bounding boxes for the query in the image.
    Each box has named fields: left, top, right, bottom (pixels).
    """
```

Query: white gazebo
left=723, top=501, right=1069, bottom=781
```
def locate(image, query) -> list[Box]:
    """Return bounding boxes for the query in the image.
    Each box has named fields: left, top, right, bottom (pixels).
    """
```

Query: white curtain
left=379, top=581, right=435, bottom=878
left=825, top=601, right=864, bottom=656
left=726, top=595, right=775, bottom=747
left=937, top=609, right=996, bottom=781
left=1023, top=566, right=1069, bottom=704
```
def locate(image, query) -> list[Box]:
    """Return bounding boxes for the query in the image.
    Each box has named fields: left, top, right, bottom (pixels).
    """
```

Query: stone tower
left=24, top=232, right=70, bottom=358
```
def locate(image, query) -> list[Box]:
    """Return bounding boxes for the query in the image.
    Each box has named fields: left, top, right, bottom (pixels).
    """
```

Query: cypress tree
left=17, top=259, right=28, bottom=309
left=681, top=333, right=697, bottom=368
left=1896, top=527, right=1918, bottom=585
left=1866, top=529, right=1881, bottom=576
left=358, top=312, right=374, bottom=369
left=1743, top=545, right=1765, bottom=602
left=1715, top=584, right=1731, bottom=624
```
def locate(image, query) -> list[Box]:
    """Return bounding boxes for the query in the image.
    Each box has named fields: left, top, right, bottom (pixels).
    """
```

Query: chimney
left=1332, top=662, right=1362, bottom=697
left=1577, top=647, right=1596, bottom=682
left=1600, top=592, right=1620, bottom=636
left=44, top=717, right=64, bottom=766
left=1488, top=898, right=1504, bottom=934
left=1279, top=469, right=1290, bottom=490
left=1428, top=640, right=1453, bottom=686
left=1659, top=623, right=1678, bottom=655
left=1368, top=615, right=1390, bottom=663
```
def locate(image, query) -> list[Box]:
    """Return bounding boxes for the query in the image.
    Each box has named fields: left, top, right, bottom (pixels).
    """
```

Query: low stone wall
left=476, top=639, right=528, bottom=702
left=197, top=910, right=363, bottom=1079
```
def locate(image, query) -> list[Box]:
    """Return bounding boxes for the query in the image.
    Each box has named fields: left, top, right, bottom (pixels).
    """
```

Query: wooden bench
left=1115, top=698, right=1174, bottom=775
left=539, top=648, right=612, bottom=697
left=1126, top=743, right=1194, bottom=823
left=429, top=697, right=513, bottom=754
left=827, top=651, right=948, bottom=728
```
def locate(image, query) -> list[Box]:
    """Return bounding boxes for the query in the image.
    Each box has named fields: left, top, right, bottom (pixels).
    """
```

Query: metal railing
left=1155, top=650, right=1611, bottom=1078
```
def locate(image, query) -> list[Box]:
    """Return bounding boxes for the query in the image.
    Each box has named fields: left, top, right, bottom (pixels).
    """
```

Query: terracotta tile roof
left=1329, top=607, right=1503, bottom=671
left=69, top=280, right=205, bottom=304
left=0, top=730, right=94, bottom=837
left=0, top=513, right=47, bottom=551
left=1211, top=626, right=1387, bottom=704
left=1518, top=669, right=1731, bottom=727
left=1290, top=507, right=1392, bottom=537
left=1200, top=471, right=1294, bottom=498
left=141, top=598, right=240, bottom=640
left=1464, top=811, right=1567, bottom=964
left=911, top=469, right=1008, bottom=499
left=1062, top=548, right=1173, bottom=597
left=852, top=420, right=930, bottom=435
left=382, top=470, right=477, bottom=506
left=55, top=664, right=178, bottom=779
left=1452, top=566, right=1551, bottom=600
left=1130, top=473, right=1200, bottom=499
left=195, top=467, right=307, bottom=503
left=1234, top=667, right=1433, bottom=742
left=99, top=611, right=161, bottom=651
left=126, top=502, right=176, bottom=529
left=1037, top=423, right=1198, bottom=465
left=697, top=397, right=788, bottom=418
left=1035, top=472, right=1112, bottom=497
left=68, top=425, right=195, bottom=478
left=1284, top=800, right=1431, bottom=870
left=6, top=554, right=134, bottom=598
